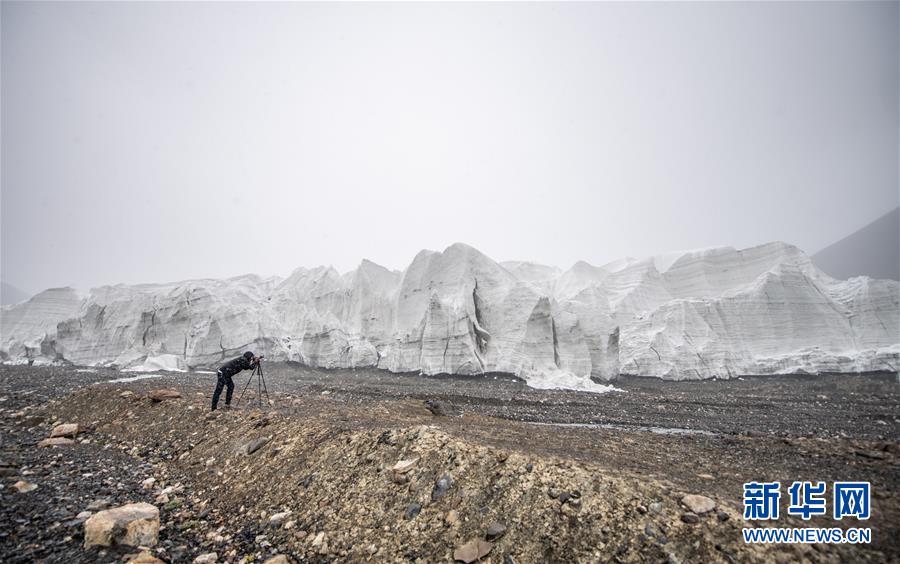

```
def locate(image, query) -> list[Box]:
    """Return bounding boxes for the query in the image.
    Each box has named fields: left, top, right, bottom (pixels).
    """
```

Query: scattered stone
left=432, top=473, right=453, bottom=501
left=445, top=510, right=460, bottom=526
left=392, top=458, right=418, bottom=474
left=681, top=494, right=716, bottom=514
left=404, top=503, right=422, bottom=520
left=148, top=389, right=181, bottom=402
left=649, top=502, right=663, bottom=514
left=193, top=553, right=218, bottom=564
left=269, top=511, right=293, bottom=527
left=486, top=521, right=507, bottom=540
left=120, top=391, right=136, bottom=398
left=50, top=423, right=79, bottom=438
left=38, top=437, right=75, bottom=447
left=75, top=511, right=92, bottom=521
left=240, top=437, right=270, bottom=455
left=681, top=512, right=700, bottom=524
left=454, top=538, right=494, bottom=563
left=717, top=511, right=730, bottom=522
left=696, top=473, right=715, bottom=480
left=84, top=502, right=160, bottom=548
left=310, top=532, right=325, bottom=547
left=559, top=492, right=571, bottom=504
left=141, top=477, right=156, bottom=489
left=263, top=556, right=290, bottom=564
left=12, top=480, right=37, bottom=493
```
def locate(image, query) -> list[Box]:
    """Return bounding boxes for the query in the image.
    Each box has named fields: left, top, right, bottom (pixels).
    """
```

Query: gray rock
left=680, top=512, right=700, bottom=524
left=50, top=423, right=79, bottom=438
left=268, top=511, right=292, bottom=527
left=240, top=437, right=270, bottom=455
left=485, top=522, right=507, bottom=540
left=404, top=503, right=421, bottom=520
left=431, top=474, right=453, bottom=502
left=424, top=399, right=449, bottom=416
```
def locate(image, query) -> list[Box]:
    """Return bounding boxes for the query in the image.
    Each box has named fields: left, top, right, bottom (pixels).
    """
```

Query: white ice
left=2, top=241, right=897, bottom=386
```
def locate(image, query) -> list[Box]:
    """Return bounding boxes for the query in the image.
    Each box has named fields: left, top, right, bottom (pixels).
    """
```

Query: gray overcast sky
left=2, top=1, right=898, bottom=294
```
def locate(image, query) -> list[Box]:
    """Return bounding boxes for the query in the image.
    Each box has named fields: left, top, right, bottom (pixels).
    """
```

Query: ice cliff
left=1, top=242, right=897, bottom=385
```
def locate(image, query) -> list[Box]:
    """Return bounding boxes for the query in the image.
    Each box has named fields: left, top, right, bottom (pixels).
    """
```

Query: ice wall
left=1, top=242, right=897, bottom=383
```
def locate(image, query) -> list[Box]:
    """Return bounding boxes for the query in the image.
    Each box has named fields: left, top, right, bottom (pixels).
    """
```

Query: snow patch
left=108, top=373, right=164, bottom=383
left=523, top=369, right=622, bottom=394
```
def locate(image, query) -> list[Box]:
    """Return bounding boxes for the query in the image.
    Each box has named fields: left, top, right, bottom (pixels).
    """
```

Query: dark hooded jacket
left=218, top=355, right=254, bottom=378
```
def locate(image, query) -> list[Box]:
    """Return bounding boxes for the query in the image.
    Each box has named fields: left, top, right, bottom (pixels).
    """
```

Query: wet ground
left=1, top=364, right=898, bottom=562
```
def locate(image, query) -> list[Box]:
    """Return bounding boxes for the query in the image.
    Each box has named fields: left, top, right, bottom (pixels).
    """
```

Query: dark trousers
left=211, top=371, right=234, bottom=410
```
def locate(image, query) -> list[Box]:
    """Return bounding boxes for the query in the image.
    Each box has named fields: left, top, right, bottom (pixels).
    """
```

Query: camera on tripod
left=239, top=354, right=270, bottom=407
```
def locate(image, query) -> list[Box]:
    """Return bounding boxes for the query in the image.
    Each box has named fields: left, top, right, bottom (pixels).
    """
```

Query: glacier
left=1, top=242, right=897, bottom=386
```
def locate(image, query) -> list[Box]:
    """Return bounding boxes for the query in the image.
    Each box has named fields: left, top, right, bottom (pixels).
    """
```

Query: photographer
left=211, top=351, right=259, bottom=410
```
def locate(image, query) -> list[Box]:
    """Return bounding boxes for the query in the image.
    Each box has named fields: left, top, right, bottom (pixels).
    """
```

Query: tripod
left=237, top=360, right=270, bottom=408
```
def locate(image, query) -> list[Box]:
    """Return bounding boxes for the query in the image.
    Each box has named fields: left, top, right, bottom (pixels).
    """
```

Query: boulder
left=84, top=502, right=160, bottom=548
left=38, top=437, right=75, bottom=447
left=681, top=494, right=716, bottom=514
left=148, top=389, right=181, bottom=402
left=50, top=423, right=79, bottom=438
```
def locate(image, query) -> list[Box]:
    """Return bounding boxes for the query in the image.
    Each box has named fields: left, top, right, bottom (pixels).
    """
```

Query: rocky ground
left=0, top=364, right=897, bottom=563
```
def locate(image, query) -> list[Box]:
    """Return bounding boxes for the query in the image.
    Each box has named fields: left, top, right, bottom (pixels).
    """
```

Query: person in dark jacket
left=212, top=351, right=258, bottom=410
